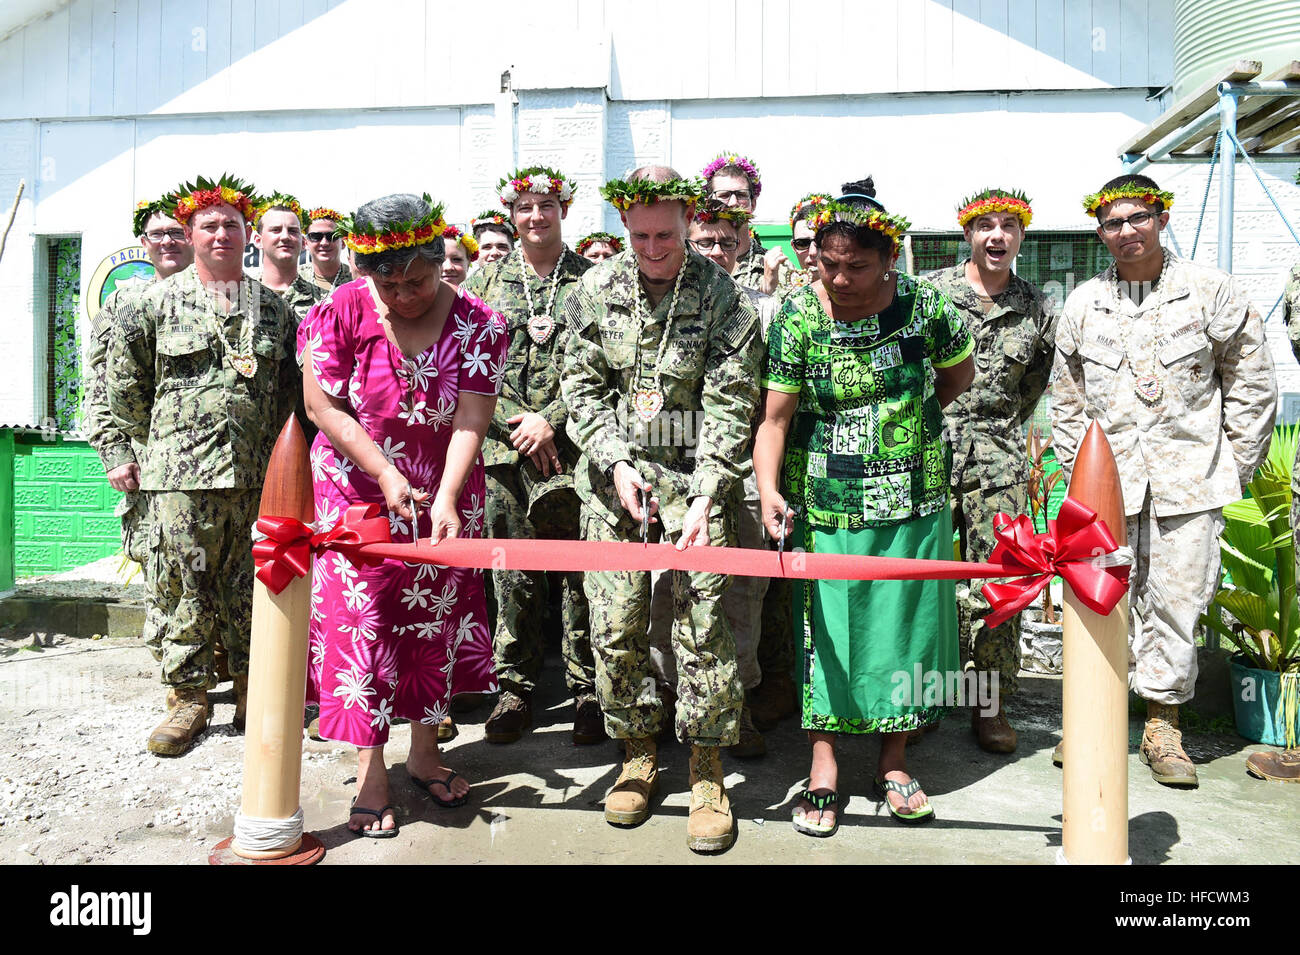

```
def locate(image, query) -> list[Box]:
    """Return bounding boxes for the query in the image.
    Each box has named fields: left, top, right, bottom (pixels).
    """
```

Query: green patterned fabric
left=761, top=275, right=973, bottom=529
left=52, top=240, right=83, bottom=431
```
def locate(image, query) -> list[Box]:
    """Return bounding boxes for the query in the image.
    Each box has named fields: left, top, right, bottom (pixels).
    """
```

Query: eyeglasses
left=790, top=237, right=813, bottom=251
left=1099, top=211, right=1157, bottom=235
left=306, top=231, right=338, bottom=243
left=690, top=237, right=738, bottom=252
left=710, top=190, right=751, bottom=203
left=145, top=229, right=186, bottom=242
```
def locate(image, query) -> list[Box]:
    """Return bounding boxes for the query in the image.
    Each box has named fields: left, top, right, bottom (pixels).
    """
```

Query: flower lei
left=443, top=224, right=480, bottom=261
left=576, top=232, right=622, bottom=256
left=788, top=192, right=832, bottom=228
left=694, top=204, right=752, bottom=228
left=809, top=201, right=911, bottom=255
left=336, top=194, right=447, bottom=255
left=957, top=188, right=1033, bottom=228
left=700, top=152, right=762, bottom=198
left=601, top=176, right=704, bottom=211
left=254, top=192, right=309, bottom=229
left=497, top=166, right=576, bottom=209
left=133, top=196, right=174, bottom=236
left=169, top=174, right=259, bottom=226
left=306, top=206, right=346, bottom=225
left=1082, top=184, right=1175, bottom=217
left=472, top=209, right=517, bottom=238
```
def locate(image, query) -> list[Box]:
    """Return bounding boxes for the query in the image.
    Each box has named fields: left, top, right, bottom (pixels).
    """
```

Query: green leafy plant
left=1027, top=424, right=1064, bottom=623
left=1199, top=423, right=1300, bottom=674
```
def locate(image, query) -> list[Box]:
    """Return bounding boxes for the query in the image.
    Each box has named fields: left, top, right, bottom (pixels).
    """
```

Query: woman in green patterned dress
left=754, top=191, right=975, bottom=834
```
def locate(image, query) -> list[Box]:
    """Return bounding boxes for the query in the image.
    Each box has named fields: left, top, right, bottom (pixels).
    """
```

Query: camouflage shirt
left=1052, top=252, right=1277, bottom=517
left=107, top=265, right=300, bottom=492
left=280, top=273, right=328, bottom=325
left=1282, top=261, right=1300, bottom=366
left=561, top=248, right=763, bottom=533
left=732, top=232, right=768, bottom=293
left=926, top=262, right=1057, bottom=488
left=84, top=284, right=149, bottom=473
left=299, top=259, right=353, bottom=294
left=463, top=246, right=592, bottom=509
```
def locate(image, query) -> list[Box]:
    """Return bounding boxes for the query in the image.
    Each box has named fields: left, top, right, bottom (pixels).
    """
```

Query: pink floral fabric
left=298, top=279, right=508, bottom=747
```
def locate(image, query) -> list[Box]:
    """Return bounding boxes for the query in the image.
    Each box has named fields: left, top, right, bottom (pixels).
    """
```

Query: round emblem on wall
left=84, top=246, right=155, bottom=323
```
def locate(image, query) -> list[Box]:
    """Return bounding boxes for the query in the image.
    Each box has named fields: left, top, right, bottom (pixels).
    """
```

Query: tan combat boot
left=972, top=701, right=1018, bottom=754
left=147, top=687, right=210, bottom=756
left=232, top=675, right=248, bottom=732
left=1140, top=702, right=1198, bottom=787
left=605, top=736, right=657, bottom=826
left=687, top=744, right=734, bottom=852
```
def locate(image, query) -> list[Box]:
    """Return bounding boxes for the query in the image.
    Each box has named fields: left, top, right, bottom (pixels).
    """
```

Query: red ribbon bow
left=252, top=503, right=392, bottom=594
left=980, top=497, right=1130, bottom=629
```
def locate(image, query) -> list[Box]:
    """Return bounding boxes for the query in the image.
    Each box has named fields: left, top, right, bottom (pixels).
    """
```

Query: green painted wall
left=11, top=435, right=120, bottom=576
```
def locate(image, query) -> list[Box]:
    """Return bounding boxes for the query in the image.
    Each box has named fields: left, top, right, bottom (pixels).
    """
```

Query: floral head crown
left=168, top=174, right=259, bottom=226
left=497, top=166, right=577, bottom=210
left=601, top=176, right=704, bottom=211
left=471, top=209, right=517, bottom=237
left=700, top=152, right=762, bottom=198
left=1082, top=183, right=1174, bottom=217
left=693, top=203, right=753, bottom=228
left=443, top=224, right=480, bottom=262
left=809, top=200, right=911, bottom=255
left=336, top=194, right=447, bottom=255
left=254, top=192, right=308, bottom=230
left=133, top=195, right=175, bottom=236
left=957, top=188, right=1033, bottom=228
left=306, top=206, right=346, bottom=225
left=788, top=192, right=833, bottom=228
left=576, top=232, right=622, bottom=256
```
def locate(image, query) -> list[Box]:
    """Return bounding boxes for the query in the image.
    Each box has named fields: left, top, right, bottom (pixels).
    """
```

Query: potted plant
left=1199, top=424, right=1300, bottom=747
left=1019, top=424, right=1066, bottom=674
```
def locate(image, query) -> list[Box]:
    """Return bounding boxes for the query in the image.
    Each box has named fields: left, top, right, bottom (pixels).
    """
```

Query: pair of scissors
left=639, top=487, right=649, bottom=544
left=405, top=484, right=427, bottom=545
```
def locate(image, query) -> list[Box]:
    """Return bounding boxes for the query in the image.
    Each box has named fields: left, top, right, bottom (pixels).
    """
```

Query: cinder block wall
left=12, top=435, right=119, bottom=575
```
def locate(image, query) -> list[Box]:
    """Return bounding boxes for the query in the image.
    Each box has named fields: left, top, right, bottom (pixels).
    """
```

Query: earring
left=881, top=270, right=892, bottom=282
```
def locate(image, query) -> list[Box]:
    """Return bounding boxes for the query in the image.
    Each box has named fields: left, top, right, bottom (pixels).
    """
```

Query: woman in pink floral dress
left=299, top=194, right=507, bottom=837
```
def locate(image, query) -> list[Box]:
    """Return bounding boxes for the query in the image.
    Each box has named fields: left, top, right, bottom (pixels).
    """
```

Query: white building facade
left=2, top=0, right=1298, bottom=428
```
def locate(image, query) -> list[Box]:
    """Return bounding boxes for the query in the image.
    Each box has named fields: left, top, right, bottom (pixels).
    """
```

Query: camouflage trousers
left=650, top=479, right=767, bottom=691
left=119, top=491, right=166, bottom=660
left=952, top=480, right=1026, bottom=697
left=1126, top=496, right=1223, bottom=705
left=147, top=489, right=259, bottom=689
left=485, top=466, right=595, bottom=696
left=582, top=504, right=742, bottom=746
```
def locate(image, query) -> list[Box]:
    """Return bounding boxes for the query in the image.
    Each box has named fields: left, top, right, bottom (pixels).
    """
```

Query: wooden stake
left=1060, top=422, right=1130, bottom=865
left=226, top=414, right=321, bottom=863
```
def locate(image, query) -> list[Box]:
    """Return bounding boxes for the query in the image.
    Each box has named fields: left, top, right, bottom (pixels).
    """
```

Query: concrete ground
left=0, top=623, right=1296, bottom=865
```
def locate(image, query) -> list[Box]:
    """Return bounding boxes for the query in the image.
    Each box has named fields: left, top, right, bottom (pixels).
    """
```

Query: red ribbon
left=980, top=497, right=1130, bottom=629
left=252, top=503, right=392, bottom=594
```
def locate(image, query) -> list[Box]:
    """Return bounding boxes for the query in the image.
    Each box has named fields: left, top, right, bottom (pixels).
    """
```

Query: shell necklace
left=1114, top=250, right=1172, bottom=406
left=631, top=258, right=688, bottom=422
left=518, top=246, right=563, bottom=344
left=211, top=276, right=258, bottom=378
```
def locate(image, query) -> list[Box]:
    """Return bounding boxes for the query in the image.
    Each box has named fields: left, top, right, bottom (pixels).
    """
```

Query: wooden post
left=210, top=415, right=324, bottom=865
left=1059, top=422, right=1130, bottom=865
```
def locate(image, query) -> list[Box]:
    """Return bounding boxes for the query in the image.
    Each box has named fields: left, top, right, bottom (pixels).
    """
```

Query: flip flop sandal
left=791, top=788, right=839, bottom=837
left=410, top=770, right=469, bottom=808
left=874, top=776, right=935, bottom=824
left=348, top=798, right=399, bottom=838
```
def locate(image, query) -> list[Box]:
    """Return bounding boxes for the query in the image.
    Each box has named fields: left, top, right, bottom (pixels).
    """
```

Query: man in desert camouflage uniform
left=463, top=165, right=600, bottom=746
left=108, top=175, right=299, bottom=757
left=926, top=187, right=1056, bottom=754
left=84, top=197, right=194, bottom=661
left=1053, top=174, right=1276, bottom=786
left=563, top=166, right=762, bottom=852
left=300, top=206, right=353, bottom=293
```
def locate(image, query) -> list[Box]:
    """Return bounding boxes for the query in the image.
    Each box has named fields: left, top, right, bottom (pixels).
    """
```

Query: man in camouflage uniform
left=1053, top=174, right=1276, bottom=786
left=300, top=206, right=353, bottom=293
left=463, top=165, right=600, bottom=745
left=252, top=193, right=324, bottom=322
left=926, top=187, right=1056, bottom=754
left=563, top=166, right=762, bottom=852
left=108, top=175, right=299, bottom=756
left=702, top=151, right=773, bottom=293
left=84, top=197, right=194, bottom=661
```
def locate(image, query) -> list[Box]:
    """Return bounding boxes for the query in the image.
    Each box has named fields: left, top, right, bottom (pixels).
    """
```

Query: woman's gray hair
left=352, top=193, right=446, bottom=275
